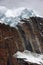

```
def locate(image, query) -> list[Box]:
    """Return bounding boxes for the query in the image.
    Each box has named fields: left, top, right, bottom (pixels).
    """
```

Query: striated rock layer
left=0, top=17, right=43, bottom=65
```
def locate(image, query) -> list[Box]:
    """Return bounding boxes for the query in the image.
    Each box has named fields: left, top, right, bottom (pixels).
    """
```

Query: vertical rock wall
left=0, top=17, right=43, bottom=65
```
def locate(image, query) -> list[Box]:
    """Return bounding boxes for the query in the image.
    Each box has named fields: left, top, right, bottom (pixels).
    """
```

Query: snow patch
left=13, top=50, right=43, bottom=65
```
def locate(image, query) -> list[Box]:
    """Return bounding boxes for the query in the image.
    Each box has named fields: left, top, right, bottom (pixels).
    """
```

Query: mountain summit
left=0, top=6, right=38, bottom=27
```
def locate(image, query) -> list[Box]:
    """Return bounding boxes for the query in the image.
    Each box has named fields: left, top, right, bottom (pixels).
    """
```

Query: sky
left=0, top=0, right=43, bottom=17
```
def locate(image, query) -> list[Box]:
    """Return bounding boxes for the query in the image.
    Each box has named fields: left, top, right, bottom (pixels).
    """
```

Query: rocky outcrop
left=0, top=17, right=43, bottom=65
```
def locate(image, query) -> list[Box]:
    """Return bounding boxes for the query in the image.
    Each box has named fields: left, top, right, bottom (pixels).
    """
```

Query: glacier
left=0, top=6, right=39, bottom=28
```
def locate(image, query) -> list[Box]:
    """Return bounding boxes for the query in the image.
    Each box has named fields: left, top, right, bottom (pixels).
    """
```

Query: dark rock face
left=18, top=17, right=43, bottom=53
left=0, top=17, right=43, bottom=65
left=0, top=24, right=24, bottom=65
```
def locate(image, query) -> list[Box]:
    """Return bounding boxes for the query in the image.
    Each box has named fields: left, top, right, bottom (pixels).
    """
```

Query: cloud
left=0, top=0, right=43, bottom=16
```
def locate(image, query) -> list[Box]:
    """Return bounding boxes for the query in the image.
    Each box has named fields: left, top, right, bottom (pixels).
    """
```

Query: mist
left=0, top=0, right=43, bottom=16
